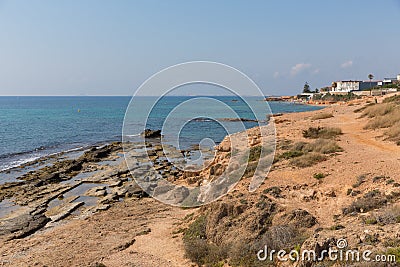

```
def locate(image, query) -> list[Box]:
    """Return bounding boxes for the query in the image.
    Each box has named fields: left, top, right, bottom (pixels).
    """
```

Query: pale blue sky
left=0, top=0, right=400, bottom=96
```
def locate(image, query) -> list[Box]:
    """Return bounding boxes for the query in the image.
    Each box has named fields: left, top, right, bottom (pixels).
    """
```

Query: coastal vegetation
left=360, top=95, right=400, bottom=145
left=278, top=138, right=342, bottom=167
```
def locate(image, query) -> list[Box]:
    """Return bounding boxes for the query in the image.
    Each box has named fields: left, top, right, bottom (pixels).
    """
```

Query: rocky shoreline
left=0, top=133, right=224, bottom=242
left=0, top=141, right=152, bottom=241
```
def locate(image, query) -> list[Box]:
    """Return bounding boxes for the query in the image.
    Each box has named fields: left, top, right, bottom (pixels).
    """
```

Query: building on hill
left=331, top=80, right=361, bottom=92
left=331, top=80, right=378, bottom=93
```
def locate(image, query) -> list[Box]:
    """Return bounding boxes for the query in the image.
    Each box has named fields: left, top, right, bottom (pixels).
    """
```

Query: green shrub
left=248, top=145, right=262, bottom=162
left=280, top=150, right=303, bottom=159
left=313, top=173, right=326, bottom=180
left=364, top=217, right=378, bottom=225
left=243, top=161, right=257, bottom=177
left=384, top=247, right=400, bottom=263
left=184, top=215, right=207, bottom=240
left=330, top=224, right=345, bottom=230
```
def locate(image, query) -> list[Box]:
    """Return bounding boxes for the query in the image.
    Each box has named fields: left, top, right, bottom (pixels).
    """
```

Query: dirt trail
left=102, top=210, right=193, bottom=267
left=335, top=108, right=400, bottom=153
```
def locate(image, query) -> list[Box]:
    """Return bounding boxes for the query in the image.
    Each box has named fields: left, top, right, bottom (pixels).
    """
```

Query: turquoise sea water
left=0, top=96, right=322, bottom=171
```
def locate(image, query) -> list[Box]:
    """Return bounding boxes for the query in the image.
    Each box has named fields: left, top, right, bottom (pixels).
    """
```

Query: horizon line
left=0, top=95, right=274, bottom=97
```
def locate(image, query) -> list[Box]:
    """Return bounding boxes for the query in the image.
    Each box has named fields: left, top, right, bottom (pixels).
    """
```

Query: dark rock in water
left=141, top=129, right=161, bottom=138
left=218, top=118, right=259, bottom=122
left=61, top=160, right=83, bottom=172
left=82, top=146, right=114, bottom=162
left=38, top=172, right=61, bottom=185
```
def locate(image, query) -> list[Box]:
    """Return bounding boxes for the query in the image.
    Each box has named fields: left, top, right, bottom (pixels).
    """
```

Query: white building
left=331, top=80, right=379, bottom=93
left=331, top=81, right=361, bottom=92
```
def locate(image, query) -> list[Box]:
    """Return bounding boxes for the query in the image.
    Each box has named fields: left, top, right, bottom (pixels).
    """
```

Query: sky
left=0, top=0, right=400, bottom=96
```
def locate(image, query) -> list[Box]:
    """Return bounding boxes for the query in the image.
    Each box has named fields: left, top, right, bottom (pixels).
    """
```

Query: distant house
left=331, top=80, right=378, bottom=93
left=296, top=93, right=314, bottom=101
left=382, top=78, right=397, bottom=85
left=380, top=77, right=399, bottom=85
left=331, top=80, right=361, bottom=92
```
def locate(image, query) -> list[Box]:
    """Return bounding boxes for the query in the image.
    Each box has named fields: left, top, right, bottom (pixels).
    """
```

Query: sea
left=0, top=96, right=322, bottom=173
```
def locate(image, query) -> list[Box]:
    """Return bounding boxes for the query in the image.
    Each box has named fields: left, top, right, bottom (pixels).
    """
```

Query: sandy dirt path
left=0, top=198, right=193, bottom=266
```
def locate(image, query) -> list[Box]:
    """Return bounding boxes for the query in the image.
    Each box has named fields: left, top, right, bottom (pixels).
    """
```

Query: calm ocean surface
left=0, top=96, right=322, bottom=171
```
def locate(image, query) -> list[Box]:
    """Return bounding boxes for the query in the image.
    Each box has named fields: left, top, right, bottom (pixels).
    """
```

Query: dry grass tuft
left=290, top=153, right=327, bottom=168
left=302, top=127, right=342, bottom=139
left=362, top=103, right=395, bottom=118
left=311, top=113, right=334, bottom=120
left=303, top=139, right=343, bottom=154
left=360, top=97, right=400, bottom=145
left=364, top=108, right=400, bottom=129
left=278, top=139, right=341, bottom=168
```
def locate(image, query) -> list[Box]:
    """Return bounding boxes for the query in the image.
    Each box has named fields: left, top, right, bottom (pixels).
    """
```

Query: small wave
left=0, top=144, right=89, bottom=172
left=0, top=156, right=41, bottom=172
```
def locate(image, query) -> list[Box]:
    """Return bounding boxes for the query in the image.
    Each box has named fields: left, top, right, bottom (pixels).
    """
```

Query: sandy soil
left=0, top=198, right=193, bottom=266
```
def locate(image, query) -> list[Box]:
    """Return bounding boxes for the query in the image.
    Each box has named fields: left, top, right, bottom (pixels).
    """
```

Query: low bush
left=279, top=150, right=303, bottom=159
left=302, top=127, right=342, bottom=139
left=290, top=153, right=327, bottom=168
left=262, top=186, right=282, bottom=198
left=343, top=190, right=387, bottom=214
left=313, top=173, right=326, bottom=180
left=183, top=215, right=227, bottom=266
left=303, top=139, right=343, bottom=154
left=248, top=145, right=261, bottom=162
left=257, top=225, right=307, bottom=252
left=311, top=113, right=334, bottom=120
left=372, top=205, right=400, bottom=225
left=243, top=161, right=258, bottom=177
left=291, top=141, right=308, bottom=151
left=229, top=242, right=271, bottom=267
left=384, top=247, right=400, bottom=263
